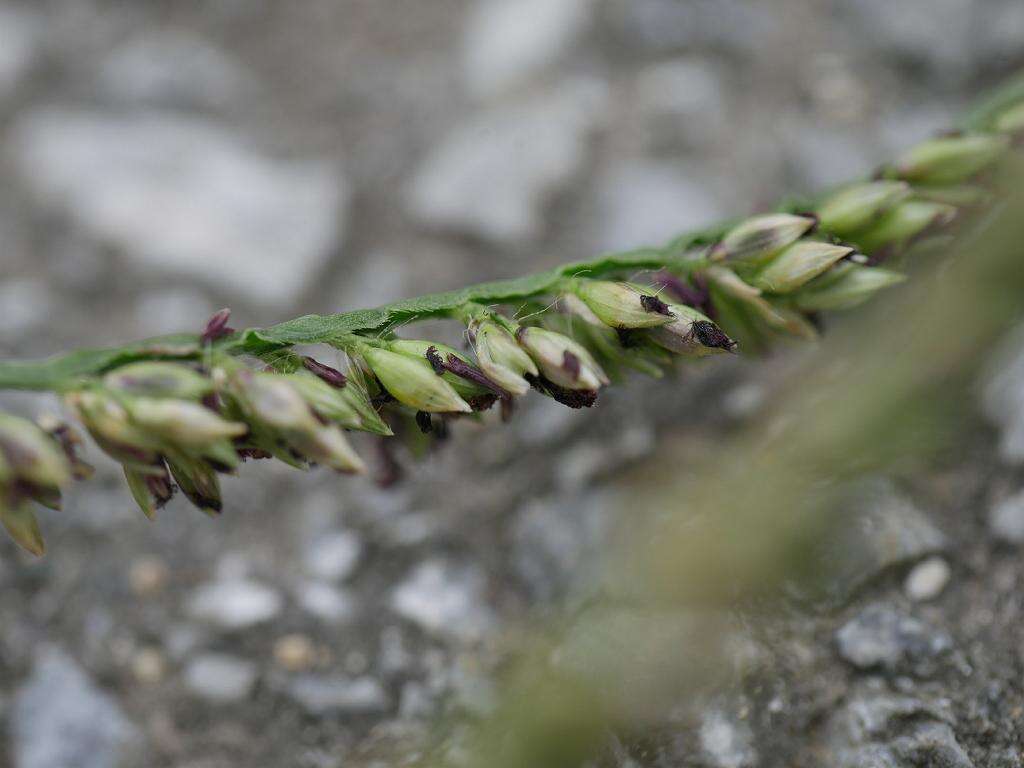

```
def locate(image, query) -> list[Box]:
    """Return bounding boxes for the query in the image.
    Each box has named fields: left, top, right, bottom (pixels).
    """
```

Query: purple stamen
left=561, top=351, right=581, bottom=381
left=640, top=294, right=672, bottom=315
left=201, top=308, right=234, bottom=344
left=302, top=357, right=347, bottom=388
left=443, top=354, right=510, bottom=398
left=425, top=346, right=446, bottom=375
left=692, top=321, right=737, bottom=352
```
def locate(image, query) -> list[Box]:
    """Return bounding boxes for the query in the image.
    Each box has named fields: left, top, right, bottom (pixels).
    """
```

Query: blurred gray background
left=0, top=1, right=1023, bottom=767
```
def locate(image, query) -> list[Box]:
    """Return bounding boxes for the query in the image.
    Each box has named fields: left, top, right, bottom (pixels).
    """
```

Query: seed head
left=816, top=181, right=911, bottom=236
left=710, top=214, right=817, bottom=265
left=0, top=494, right=45, bottom=556
left=646, top=304, right=737, bottom=357
left=283, top=370, right=391, bottom=435
left=388, top=340, right=501, bottom=406
left=65, top=391, right=163, bottom=467
left=361, top=347, right=472, bottom=414
left=750, top=241, right=855, bottom=294
left=572, top=280, right=675, bottom=329
left=103, top=362, right=214, bottom=401
left=0, top=413, right=73, bottom=491
left=125, top=398, right=247, bottom=448
left=894, top=134, right=1010, bottom=184
left=123, top=462, right=175, bottom=520
left=469, top=319, right=538, bottom=397
left=793, top=263, right=906, bottom=312
left=166, top=454, right=222, bottom=515
left=854, top=200, right=957, bottom=255
left=705, top=266, right=818, bottom=340
left=515, top=327, right=609, bottom=391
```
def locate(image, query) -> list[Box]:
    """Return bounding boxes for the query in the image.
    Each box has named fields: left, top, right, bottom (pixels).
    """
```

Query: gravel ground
left=1, top=1, right=1023, bottom=766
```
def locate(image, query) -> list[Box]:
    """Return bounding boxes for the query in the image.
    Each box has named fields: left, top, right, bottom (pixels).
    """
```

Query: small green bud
left=470, top=319, right=538, bottom=397
left=750, top=241, right=854, bottom=294
left=894, top=134, right=1010, bottom=184
left=0, top=413, right=72, bottom=490
left=515, top=327, right=609, bottom=390
left=387, top=340, right=493, bottom=402
left=362, top=347, right=472, bottom=414
left=853, top=200, right=957, bottom=254
left=220, top=369, right=366, bottom=472
left=292, top=425, right=367, bottom=475
left=792, top=263, right=906, bottom=312
left=912, top=184, right=993, bottom=208
left=571, top=280, right=675, bottom=329
left=125, top=398, right=248, bottom=448
left=166, top=453, right=222, bottom=515
left=124, top=463, right=175, bottom=520
left=705, top=266, right=818, bottom=340
left=37, top=416, right=95, bottom=481
left=0, top=496, right=45, bottom=556
left=816, top=181, right=911, bottom=235
left=65, top=391, right=163, bottom=467
left=995, top=101, right=1024, bottom=134
left=282, top=371, right=391, bottom=436
left=646, top=304, right=737, bottom=357
left=103, top=362, right=213, bottom=401
left=710, top=214, right=817, bottom=265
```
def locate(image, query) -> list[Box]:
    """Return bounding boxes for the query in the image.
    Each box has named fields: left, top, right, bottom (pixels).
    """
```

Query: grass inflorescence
left=1, top=79, right=1022, bottom=555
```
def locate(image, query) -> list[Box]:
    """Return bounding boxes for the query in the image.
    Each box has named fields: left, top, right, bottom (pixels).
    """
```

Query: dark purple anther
left=145, top=470, right=175, bottom=507
left=640, top=294, right=672, bottom=315
left=692, top=321, right=737, bottom=352
left=236, top=447, right=273, bottom=461
left=201, top=308, right=234, bottom=344
left=425, top=346, right=446, bottom=375
left=302, top=357, right=347, bottom=388
left=416, top=410, right=433, bottom=434
left=524, top=374, right=598, bottom=409
left=561, top=351, right=581, bottom=382
left=653, top=271, right=715, bottom=318
left=443, top=354, right=510, bottom=399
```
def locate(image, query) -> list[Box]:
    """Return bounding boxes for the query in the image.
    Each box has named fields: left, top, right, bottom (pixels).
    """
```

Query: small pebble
left=128, top=557, right=168, bottom=596
left=988, top=489, right=1024, bottom=544
left=184, top=653, right=257, bottom=703
left=904, top=557, right=951, bottom=601
left=273, top=634, right=317, bottom=672
left=131, top=647, right=166, bottom=685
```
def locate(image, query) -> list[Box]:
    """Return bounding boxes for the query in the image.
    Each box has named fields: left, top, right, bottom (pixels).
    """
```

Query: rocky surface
left=0, top=1, right=1023, bottom=767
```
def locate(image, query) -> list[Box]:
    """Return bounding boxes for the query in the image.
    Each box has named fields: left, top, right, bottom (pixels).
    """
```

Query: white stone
left=391, top=559, right=495, bottom=642
left=11, top=649, right=140, bottom=768
left=903, top=557, right=951, bottom=602
left=699, top=708, right=757, bottom=768
left=183, top=653, right=257, bottom=703
left=287, top=675, right=389, bottom=715
left=989, top=490, right=1024, bottom=545
left=406, top=79, right=606, bottom=244
left=296, top=581, right=356, bottom=625
left=305, top=530, right=362, bottom=583
left=462, top=0, right=593, bottom=97
left=187, top=578, right=283, bottom=630
left=10, top=109, right=345, bottom=306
